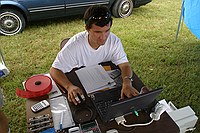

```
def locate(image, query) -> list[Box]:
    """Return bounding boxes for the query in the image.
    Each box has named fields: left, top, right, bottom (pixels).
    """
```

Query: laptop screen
left=106, top=87, right=163, bottom=121
left=90, top=87, right=163, bottom=122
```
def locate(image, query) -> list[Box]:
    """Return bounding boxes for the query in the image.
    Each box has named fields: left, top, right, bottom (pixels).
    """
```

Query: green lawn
left=1, top=0, right=200, bottom=132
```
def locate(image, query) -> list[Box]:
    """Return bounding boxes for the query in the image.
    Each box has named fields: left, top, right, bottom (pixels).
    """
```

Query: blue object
left=60, top=111, right=64, bottom=130
left=183, top=0, right=200, bottom=39
left=0, top=70, right=5, bottom=77
left=39, top=128, right=56, bottom=133
left=176, top=0, right=200, bottom=40
left=60, top=124, right=62, bottom=130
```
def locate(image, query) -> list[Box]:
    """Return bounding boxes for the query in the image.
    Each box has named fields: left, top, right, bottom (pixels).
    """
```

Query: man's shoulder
left=73, top=31, right=87, bottom=39
left=109, top=32, right=120, bottom=39
left=107, top=32, right=121, bottom=44
left=64, top=31, right=87, bottom=49
left=110, top=32, right=116, bottom=36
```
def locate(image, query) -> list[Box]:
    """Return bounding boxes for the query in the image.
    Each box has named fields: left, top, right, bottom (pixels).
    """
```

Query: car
left=0, top=0, right=151, bottom=36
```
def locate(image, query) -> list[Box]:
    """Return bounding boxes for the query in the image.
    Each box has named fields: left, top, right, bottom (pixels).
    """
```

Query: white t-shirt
left=52, top=31, right=128, bottom=73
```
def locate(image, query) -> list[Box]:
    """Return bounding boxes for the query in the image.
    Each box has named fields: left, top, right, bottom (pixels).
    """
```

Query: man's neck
left=88, top=35, right=100, bottom=50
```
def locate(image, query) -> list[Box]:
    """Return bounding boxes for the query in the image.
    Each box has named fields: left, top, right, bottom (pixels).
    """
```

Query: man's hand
left=67, top=85, right=85, bottom=105
left=121, top=84, right=139, bottom=99
left=118, top=62, right=140, bottom=99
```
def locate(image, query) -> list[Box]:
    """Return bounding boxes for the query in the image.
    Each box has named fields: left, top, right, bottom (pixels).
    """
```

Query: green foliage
left=1, top=0, right=200, bottom=132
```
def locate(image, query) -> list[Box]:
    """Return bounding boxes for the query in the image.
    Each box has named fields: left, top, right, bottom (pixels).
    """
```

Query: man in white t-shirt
left=50, top=5, right=146, bottom=105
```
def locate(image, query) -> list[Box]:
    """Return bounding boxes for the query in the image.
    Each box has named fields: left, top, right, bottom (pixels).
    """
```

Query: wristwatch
left=123, top=76, right=133, bottom=82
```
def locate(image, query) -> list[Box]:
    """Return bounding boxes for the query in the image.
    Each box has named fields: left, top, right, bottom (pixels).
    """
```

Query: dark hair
left=84, top=5, right=112, bottom=29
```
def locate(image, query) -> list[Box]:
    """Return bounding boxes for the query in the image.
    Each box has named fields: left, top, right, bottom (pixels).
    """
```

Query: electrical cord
left=115, top=103, right=167, bottom=128
left=121, top=119, right=154, bottom=127
left=115, top=115, right=154, bottom=128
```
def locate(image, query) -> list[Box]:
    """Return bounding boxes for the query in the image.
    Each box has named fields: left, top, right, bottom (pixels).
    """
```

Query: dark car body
left=0, top=0, right=151, bottom=35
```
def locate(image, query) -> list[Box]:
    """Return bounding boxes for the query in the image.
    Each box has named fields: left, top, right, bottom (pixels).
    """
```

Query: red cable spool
left=16, top=74, right=52, bottom=98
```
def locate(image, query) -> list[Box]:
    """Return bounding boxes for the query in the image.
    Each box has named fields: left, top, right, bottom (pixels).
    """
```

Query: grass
left=1, top=0, right=200, bottom=132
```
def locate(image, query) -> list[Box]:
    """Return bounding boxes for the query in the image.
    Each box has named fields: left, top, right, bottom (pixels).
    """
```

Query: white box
left=168, top=106, right=198, bottom=133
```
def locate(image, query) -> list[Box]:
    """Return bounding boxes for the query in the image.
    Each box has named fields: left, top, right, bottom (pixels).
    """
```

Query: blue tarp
left=176, top=0, right=200, bottom=40
left=183, top=0, right=200, bottom=39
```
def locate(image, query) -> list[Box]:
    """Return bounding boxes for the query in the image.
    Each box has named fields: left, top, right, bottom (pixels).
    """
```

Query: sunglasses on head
left=85, top=12, right=112, bottom=27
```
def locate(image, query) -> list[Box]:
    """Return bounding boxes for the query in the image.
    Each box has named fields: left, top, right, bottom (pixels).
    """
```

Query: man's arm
left=118, top=62, right=139, bottom=99
left=50, top=67, right=85, bottom=105
left=0, top=109, right=9, bottom=133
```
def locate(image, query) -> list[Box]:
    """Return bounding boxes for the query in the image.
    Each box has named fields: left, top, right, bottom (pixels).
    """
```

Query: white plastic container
left=0, top=63, right=9, bottom=78
left=0, top=49, right=9, bottom=78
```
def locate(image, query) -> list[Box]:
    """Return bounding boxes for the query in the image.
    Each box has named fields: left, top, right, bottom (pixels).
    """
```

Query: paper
left=75, top=65, right=116, bottom=94
left=45, top=74, right=62, bottom=99
left=50, top=96, right=75, bottom=131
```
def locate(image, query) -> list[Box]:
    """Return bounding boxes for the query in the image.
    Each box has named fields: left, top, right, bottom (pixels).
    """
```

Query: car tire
left=112, top=0, right=134, bottom=18
left=0, top=9, right=25, bottom=36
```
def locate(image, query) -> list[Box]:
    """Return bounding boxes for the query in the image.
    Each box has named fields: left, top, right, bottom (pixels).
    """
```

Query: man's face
left=87, top=22, right=111, bottom=49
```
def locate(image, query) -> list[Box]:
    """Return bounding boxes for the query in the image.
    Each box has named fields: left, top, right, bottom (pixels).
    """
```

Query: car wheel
left=112, top=0, right=134, bottom=18
left=0, top=9, right=25, bottom=36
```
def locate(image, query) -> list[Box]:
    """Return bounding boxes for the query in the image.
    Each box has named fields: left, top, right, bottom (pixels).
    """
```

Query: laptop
left=89, top=87, right=163, bottom=123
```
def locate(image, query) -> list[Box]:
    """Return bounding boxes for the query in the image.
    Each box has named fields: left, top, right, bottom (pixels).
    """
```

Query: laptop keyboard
left=90, top=87, right=121, bottom=121
left=96, top=100, right=113, bottom=117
